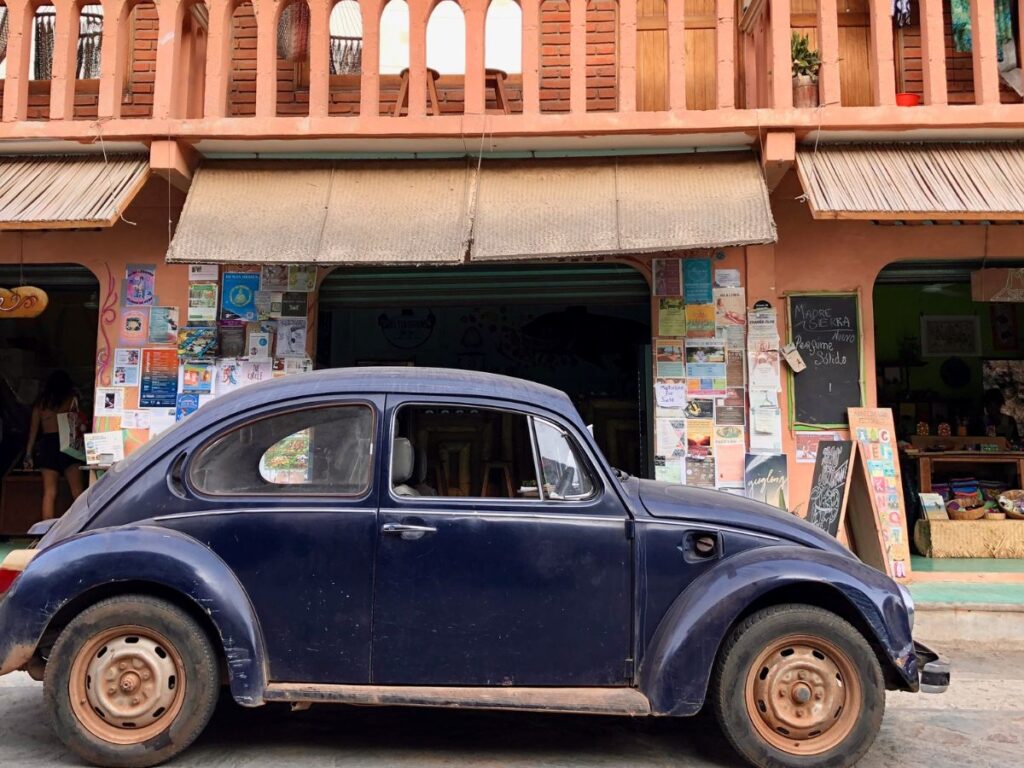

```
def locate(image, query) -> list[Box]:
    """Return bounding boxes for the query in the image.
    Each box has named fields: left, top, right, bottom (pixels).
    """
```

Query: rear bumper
left=915, top=641, right=950, bottom=694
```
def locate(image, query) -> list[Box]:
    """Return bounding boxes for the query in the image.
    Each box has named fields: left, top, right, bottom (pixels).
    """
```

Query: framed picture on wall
left=920, top=315, right=981, bottom=357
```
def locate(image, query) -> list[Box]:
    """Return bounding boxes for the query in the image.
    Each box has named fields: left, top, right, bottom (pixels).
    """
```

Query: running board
left=263, top=683, right=652, bottom=716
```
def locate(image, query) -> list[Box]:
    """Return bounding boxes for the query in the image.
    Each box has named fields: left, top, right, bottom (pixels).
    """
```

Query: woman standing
left=24, top=371, right=85, bottom=520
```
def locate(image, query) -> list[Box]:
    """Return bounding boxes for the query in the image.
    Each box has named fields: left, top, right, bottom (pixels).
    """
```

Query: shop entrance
left=0, top=264, right=99, bottom=533
left=317, top=263, right=652, bottom=477
left=873, top=261, right=1024, bottom=558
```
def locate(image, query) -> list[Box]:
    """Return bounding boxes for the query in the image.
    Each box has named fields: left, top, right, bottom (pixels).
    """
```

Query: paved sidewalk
left=0, top=643, right=1019, bottom=768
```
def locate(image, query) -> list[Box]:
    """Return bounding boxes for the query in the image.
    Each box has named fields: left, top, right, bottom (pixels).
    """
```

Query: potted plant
left=791, top=33, right=821, bottom=108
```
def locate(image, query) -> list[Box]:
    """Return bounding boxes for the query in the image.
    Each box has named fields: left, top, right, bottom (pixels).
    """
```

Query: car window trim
left=386, top=399, right=607, bottom=510
left=186, top=399, right=378, bottom=501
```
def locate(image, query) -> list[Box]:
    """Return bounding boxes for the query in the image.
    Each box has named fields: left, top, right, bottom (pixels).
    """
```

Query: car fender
left=637, top=545, right=915, bottom=716
left=0, top=525, right=267, bottom=706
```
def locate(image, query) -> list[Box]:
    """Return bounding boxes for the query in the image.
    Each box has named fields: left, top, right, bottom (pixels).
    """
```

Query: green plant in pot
left=791, top=33, right=821, bottom=108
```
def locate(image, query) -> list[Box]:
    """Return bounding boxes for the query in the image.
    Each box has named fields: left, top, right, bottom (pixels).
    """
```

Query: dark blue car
left=0, top=368, right=948, bottom=768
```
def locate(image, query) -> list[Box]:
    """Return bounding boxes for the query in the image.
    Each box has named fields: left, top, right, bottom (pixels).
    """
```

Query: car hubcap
left=744, top=634, right=861, bottom=756
left=69, top=626, right=185, bottom=745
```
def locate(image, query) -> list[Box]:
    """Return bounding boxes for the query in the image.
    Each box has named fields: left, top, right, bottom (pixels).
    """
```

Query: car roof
left=201, top=366, right=577, bottom=420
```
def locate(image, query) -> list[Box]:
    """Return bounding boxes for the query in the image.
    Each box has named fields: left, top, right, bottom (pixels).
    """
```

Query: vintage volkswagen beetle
left=0, top=368, right=948, bottom=768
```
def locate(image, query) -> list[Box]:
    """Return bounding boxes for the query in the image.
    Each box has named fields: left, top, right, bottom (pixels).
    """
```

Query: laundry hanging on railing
left=277, top=3, right=311, bottom=62
left=330, top=37, right=362, bottom=75
left=951, top=0, right=1016, bottom=56
left=33, top=13, right=55, bottom=80
left=77, top=13, right=103, bottom=79
left=891, top=0, right=911, bottom=28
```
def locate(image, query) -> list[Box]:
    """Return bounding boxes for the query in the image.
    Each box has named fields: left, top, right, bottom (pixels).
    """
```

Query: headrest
left=392, top=437, right=414, bottom=485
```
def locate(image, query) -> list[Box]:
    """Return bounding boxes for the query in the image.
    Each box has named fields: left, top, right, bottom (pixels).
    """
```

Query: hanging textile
left=892, top=0, right=911, bottom=28
left=277, top=3, right=311, bottom=62
left=76, top=12, right=103, bottom=79
left=951, top=0, right=1015, bottom=55
left=33, top=12, right=55, bottom=80
left=330, top=36, right=362, bottom=75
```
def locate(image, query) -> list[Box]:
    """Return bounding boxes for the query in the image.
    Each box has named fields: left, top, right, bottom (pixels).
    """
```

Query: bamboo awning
left=796, top=143, right=1024, bottom=221
left=0, top=155, right=150, bottom=229
left=166, top=153, right=777, bottom=264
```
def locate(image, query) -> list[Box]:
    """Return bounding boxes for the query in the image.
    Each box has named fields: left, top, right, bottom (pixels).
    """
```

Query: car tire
left=43, top=595, right=220, bottom=768
left=710, top=604, right=885, bottom=768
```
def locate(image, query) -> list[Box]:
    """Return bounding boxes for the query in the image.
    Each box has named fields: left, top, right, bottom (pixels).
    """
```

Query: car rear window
left=190, top=404, right=374, bottom=496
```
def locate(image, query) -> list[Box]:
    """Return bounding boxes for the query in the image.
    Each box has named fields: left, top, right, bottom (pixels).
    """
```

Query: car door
left=156, top=396, right=381, bottom=684
left=371, top=396, right=633, bottom=687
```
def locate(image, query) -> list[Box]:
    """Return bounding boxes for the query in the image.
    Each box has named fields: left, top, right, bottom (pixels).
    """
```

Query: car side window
left=533, top=418, right=596, bottom=501
left=190, top=404, right=374, bottom=496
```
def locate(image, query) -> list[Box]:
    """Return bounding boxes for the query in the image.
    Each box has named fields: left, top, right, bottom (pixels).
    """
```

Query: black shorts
left=35, top=433, right=83, bottom=473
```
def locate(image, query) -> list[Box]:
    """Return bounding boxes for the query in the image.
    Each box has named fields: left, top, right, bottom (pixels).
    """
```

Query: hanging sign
left=0, top=286, right=48, bottom=318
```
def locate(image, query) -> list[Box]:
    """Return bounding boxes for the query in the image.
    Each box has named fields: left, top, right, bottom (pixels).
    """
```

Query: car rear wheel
left=711, top=604, right=885, bottom=768
left=44, top=595, right=220, bottom=768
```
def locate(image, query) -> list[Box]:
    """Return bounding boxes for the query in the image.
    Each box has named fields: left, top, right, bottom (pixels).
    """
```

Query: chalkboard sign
left=788, top=294, right=863, bottom=427
left=806, top=441, right=855, bottom=537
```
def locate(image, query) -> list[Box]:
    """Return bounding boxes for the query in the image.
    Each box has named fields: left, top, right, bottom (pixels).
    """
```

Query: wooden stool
left=481, top=461, right=515, bottom=498
left=484, top=68, right=510, bottom=114
left=394, top=67, right=442, bottom=116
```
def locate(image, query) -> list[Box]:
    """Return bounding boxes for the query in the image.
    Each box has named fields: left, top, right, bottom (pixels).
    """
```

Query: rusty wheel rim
left=68, top=626, right=185, bottom=745
left=743, top=633, right=861, bottom=756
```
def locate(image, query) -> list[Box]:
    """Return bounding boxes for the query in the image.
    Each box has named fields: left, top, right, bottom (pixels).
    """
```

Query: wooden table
left=909, top=451, right=1024, bottom=492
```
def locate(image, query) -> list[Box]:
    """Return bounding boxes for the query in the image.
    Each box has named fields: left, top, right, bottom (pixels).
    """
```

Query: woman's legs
left=39, top=469, right=59, bottom=520
left=64, top=465, right=85, bottom=500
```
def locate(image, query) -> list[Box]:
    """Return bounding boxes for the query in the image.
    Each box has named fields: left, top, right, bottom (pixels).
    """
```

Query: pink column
left=464, top=0, right=486, bottom=115
left=152, top=0, right=184, bottom=119
left=360, top=0, right=382, bottom=116
left=715, top=0, right=735, bottom=109
left=1, top=0, right=33, bottom=122
left=618, top=0, right=636, bottom=112
left=98, top=0, right=129, bottom=119
left=521, top=0, right=540, bottom=114
left=49, top=0, right=81, bottom=120
left=666, top=0, right=686, bottom=110
left=254, top=0, right=279, bottom=117
left=969, top=0, right=1000, bottom=104
left=816, top=0, right=840, bottom=107
left=309, top=0, right=331, bottom=117
left=918, top=0, right=947, bottom=105
left=768, top=0, right=791, bottom=109
left=407, top=0, right=428, bottom=116
left=569, top=0, right=586, bottom=113
left=204, top=0, right=235, bottom=118
left=867, top=0, right=895, bottom=105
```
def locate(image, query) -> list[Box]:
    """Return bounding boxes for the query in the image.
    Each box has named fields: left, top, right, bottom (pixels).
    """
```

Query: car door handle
left=381, top=523, right=437, bottom=540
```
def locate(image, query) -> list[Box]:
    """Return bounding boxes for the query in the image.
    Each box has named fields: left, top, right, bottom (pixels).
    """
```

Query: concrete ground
left=0, top=643, right=1018, bottom=768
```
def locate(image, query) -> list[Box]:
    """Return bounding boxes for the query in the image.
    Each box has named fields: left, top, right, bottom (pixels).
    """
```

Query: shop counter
left=915, top=518, right=1024, bottom=559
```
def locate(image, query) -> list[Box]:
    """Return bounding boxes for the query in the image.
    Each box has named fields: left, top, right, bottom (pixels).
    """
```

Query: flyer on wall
left=222, top=272, right=260, bottom=321
left=123, top=264, right=156, bottom=307
left=140, top=348, right=180, bottom=408
left=148, top=306, right=179, bottom=344
left=652, top=259, right=682, bottom=296
left=112, top=349, right=141, bottom=386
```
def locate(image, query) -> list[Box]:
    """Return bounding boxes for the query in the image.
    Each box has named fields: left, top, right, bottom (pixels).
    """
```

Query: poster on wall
left=113, top=349, right=141, bottom=386
left=148, top=307, right=179, bottom=344
left=177, top=326, right=218, bottom=359
left=261, top=265, right=289, bottom=292
left=684, top=305, right=716, bottom=338
left=94, top=387, right=125, bottom=418
left=654, top=455, right=683, bottom=484
left=685, top=457, right=716, bottom=488
left=686, top=419, right=714, bottom=459
left=657, top=298, right=685, bottom=336
left=920, top=315, right=981, bottom=357
left=655, top=341, right=684, bottom=377
left=795, top=431, right=844, bottom=464
left=222, top=272, right=260, bottom=322
left=123, top=264, right=156, bottom=307
left=714, top=426, right=745, bottom=488
left=188, top=264, right=219, bottom=282
left=683, top=259, right=713, bottom=304
left=187, top=283, right=218, bottom=323
left=656, top=418, right=687, bottom=457
left=288, top=265, right=317, bottom=292
left=181, top=362, right=215, bottom=395
left=140, top=348, right=179, bottom=408
left=744, top=453, right=789, bottom=510
left=653, top=259, right=682, bottom=296
left=119, top=309, right=149, bottom=346
left=276, top=318, right=308, bottom=357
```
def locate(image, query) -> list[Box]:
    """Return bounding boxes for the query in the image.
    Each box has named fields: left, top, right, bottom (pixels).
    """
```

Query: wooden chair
left=394, top=68, right=442, bottom=116
left=481, top=461, right=515, bottom=498
left=484, top=68, right=510, bottom=114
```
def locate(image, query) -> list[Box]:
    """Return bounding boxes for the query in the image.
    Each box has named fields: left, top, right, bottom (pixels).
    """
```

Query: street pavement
left=0, top=643, right=1019, bottom=768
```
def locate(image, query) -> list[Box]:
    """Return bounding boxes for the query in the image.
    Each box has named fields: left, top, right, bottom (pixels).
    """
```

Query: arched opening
left=316, top=262, right=652, bottom=475
left=276, top=0, right=312, bottom=116
left=426, top=0, right=464, bottom=114
left=485, top=0, right=521, bottom=113
left=120, top=2, right=158, bottom=118
left=378, top=0, right=408, bottom=113
left=228, top=1, right=256, bottom=117
left=73, top=4, right=104, bottom=120
left=585, top=0, right=616, bottom=111
left=328, top=0, right=362, bottom=116
left=538, top=0, right=568, bottom=113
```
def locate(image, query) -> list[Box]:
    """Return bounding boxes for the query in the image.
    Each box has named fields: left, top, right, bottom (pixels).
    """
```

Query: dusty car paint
left=0, top=368, right=920, bottom=715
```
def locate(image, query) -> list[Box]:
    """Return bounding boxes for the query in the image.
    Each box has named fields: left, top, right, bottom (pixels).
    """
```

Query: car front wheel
left=44, top=595, right=220, bottom=768
left=711, top=604, right=885, bottom=768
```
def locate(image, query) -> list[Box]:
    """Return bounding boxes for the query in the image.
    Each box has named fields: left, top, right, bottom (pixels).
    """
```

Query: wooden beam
left=150, top=139, right=200, bottom=193
left=761, top=130, right=796, bottom=191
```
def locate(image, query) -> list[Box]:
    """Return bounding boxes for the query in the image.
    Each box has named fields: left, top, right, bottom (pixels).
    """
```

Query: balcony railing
left=0, top=0, right=1021, bottom=141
